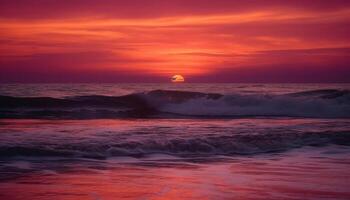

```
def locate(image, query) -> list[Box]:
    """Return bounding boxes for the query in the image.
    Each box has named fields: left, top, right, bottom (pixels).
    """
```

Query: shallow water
left=0, top=119, right=349, bottom=158
left=0, top=118, right=350, bottom=199
left=1, top=145, right=350, bottom=200
left=0, top=84, right=350, bottom=199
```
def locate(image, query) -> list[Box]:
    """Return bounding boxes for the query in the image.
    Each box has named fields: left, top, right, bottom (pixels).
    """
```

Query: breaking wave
left=0, top=130, right=349, bottom=159
left=1, top=89, right=350, bottom=119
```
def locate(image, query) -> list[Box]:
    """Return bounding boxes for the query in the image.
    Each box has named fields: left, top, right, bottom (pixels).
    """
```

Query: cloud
left=190, top=47, right=350, bottom=83
left=0, top=1, right=349, bottom=82
left=1, top=0, right=350, bottom=19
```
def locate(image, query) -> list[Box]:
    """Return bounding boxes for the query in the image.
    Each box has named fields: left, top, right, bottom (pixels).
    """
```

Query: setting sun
left=171, top=75, right=185, bottom=83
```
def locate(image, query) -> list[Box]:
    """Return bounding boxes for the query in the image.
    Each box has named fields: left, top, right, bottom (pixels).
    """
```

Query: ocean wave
left=0, top=130, right=349, bottom=159
left=1, top=89, right=350, bottom=119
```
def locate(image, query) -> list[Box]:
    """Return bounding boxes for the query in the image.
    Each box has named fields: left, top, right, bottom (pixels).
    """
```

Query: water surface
left=0, top=84, right=349, bottom=199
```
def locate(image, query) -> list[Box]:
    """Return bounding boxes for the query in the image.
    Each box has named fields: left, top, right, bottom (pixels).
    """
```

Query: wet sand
left=1, top=146, right=350, bottom=200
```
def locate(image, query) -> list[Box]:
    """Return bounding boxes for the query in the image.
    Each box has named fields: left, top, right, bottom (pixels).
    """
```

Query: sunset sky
left=1, top=0, right=350, bottom=83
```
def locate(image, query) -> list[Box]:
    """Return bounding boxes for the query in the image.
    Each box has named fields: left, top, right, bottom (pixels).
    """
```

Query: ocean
left=0, top=83, right=350, bottom=200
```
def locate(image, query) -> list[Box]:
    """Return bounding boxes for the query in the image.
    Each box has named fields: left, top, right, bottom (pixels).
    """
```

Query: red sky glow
left=0, top=0, right=350, bottom=83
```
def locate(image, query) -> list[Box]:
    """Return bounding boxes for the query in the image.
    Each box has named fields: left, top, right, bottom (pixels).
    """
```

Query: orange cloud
left=1, top=1, right=350, bottom=82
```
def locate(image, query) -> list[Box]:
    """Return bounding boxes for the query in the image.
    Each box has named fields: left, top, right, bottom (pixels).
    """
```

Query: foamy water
left=0, top=84, right=350, bottom=199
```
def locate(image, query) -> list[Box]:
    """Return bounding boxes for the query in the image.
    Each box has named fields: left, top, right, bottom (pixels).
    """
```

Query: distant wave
left=0, top=130, right=349, bottom=159
left=1, top=89, right=350, bottom=119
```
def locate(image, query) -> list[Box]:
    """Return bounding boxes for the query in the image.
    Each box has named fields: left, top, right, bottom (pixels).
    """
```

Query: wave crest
left=1, top=89, right=350, bottom=119
left=1, top=130, right=349, bottom=159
